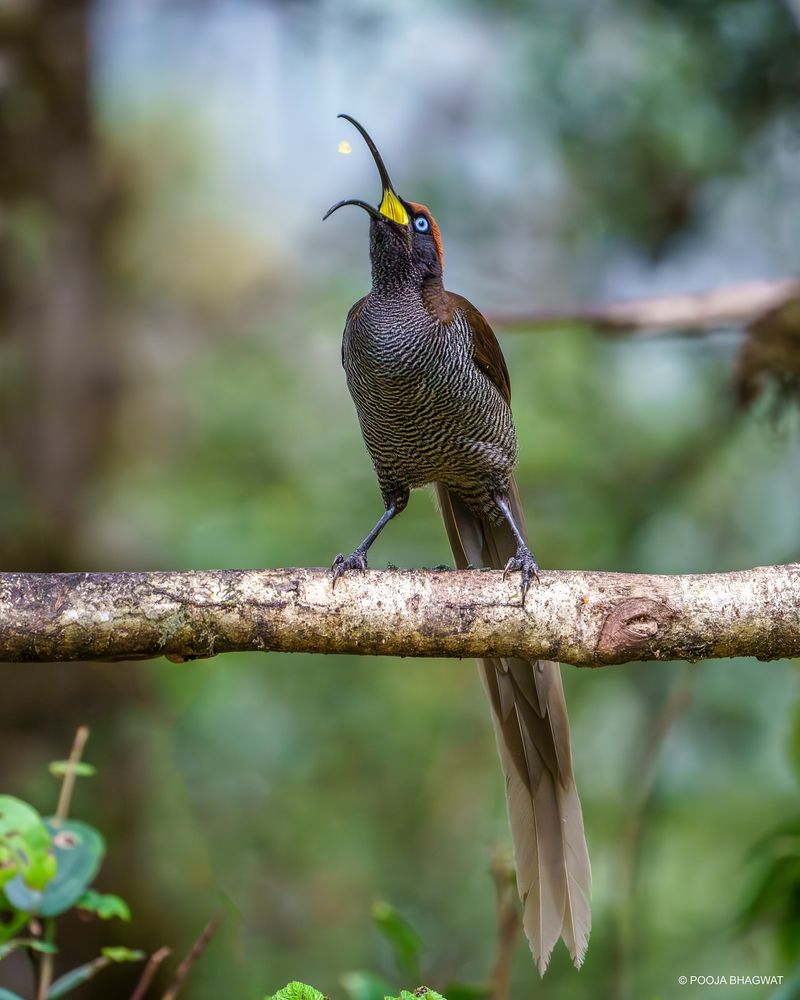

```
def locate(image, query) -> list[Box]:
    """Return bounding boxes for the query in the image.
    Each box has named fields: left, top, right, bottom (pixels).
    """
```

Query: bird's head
left=324, top=114, right=444, bottom=291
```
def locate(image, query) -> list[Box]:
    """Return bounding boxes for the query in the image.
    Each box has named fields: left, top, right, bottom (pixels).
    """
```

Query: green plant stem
left=34, top=918, right=56, bottom=1000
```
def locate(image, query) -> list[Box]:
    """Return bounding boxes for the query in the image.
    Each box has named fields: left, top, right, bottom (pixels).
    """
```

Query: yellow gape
left=379, top=188, right=409, bottom=225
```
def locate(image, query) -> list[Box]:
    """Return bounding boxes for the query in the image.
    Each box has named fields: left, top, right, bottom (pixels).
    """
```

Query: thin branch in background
left=160, top=921, right=218, bottom=1000
left=130, top=946, right=172, bottom=1000
left=487, top=277, right=800, bottom=335
left=488, top=848, right=521, bottom=1000
left=54, top=725, right=90, bottom=823
left=612, top=668, right=695, bottom=1000
left=490, top=277, right=800, bottom=410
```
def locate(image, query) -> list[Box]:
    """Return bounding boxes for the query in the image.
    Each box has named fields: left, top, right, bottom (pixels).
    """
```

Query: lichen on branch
left=0, top=564, right=797, bottom=667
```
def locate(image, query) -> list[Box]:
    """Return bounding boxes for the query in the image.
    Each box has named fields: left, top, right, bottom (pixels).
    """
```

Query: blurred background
left=1, top=0, right=800, bottom=997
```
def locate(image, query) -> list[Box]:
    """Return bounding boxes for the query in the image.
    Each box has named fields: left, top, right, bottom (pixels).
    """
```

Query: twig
left=54, top=725, right=90, bottom=823
left=160, top=921, right=218, bottom=1000
left=130, top=946, right=172, bottom=1000
left=489, top=849, right=521, bottom=1000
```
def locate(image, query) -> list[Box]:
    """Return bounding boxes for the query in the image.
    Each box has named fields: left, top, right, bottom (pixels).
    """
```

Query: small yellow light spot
left=338, top=140, right=352, bottom=155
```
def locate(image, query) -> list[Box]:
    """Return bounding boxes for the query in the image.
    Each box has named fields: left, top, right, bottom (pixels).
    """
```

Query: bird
left=323, top=114, right=591, bottom=974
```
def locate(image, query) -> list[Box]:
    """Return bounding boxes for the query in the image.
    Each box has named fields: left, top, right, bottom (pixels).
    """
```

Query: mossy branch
left=0, top=564, right=797, bottom=667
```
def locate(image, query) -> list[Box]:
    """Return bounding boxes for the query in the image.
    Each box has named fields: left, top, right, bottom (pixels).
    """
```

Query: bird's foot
left=331, top=548, right=368, bottom=586
left=503, top=543, right=540, bottom=604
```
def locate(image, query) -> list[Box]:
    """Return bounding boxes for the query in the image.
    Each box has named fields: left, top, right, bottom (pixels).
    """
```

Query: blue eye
left=414, top=216, right=430, bottom=233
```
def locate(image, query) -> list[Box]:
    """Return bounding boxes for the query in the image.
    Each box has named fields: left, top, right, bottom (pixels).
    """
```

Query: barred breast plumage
left=343, top=289, right=517, bottom=517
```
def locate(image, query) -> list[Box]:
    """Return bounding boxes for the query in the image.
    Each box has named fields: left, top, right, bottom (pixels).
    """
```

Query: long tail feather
left=435, top=481, right=591, bottom=974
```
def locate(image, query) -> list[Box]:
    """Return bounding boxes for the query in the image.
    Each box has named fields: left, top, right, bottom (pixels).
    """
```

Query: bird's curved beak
left=323, top=114, right=410, bottom=226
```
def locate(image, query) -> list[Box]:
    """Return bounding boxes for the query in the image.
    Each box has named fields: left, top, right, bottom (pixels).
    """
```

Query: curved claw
left=503, top=544, right=541, bottom=605
left=331, top=549, right=369, bottom=587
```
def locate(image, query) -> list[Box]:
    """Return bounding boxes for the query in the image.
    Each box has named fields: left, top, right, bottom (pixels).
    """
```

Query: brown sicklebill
left=323, top=114, right=591, bottom=974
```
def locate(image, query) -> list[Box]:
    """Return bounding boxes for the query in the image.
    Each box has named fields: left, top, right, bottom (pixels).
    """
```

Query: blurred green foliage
left=1, top=1, right=800, bottom=999
left=737, top=700, right=800, bottom=968
left=0, top=739, right=145, bottom=999
left=265, top=982, right=447, bottom=1000
left=242, top=902, right=489, bottom=1000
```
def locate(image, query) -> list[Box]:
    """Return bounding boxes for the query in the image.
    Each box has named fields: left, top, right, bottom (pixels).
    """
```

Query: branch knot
left=595, top=597, right=674, bottom=663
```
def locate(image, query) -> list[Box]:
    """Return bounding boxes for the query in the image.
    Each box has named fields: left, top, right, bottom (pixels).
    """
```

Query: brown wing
left=446, top=292, right=512, bottom=404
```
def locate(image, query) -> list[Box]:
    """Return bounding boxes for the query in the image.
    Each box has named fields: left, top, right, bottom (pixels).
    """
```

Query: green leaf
left=264, top=982, right=328, bottom=1000
left=0, top=938, right=58, bottom=958
left=0, top=796, right=56, bottom=893
left=18, top=938, right=58, bottom=954
left=4, top=820, right=104, bottom=917
left=100, top=946, right=145, bottom=962
left=0, top=938, right=23, bottom=959
left=341, top=971, right=394, bottom=1000
left=47, top=957, right=111, bottom=999
left=0, top=989, right=26, bottom=1000
left=48, top=762, right=96, bottom=779
left=77, top=890, right=131, bottom=921
left=371, top=902, right=423, bottom=980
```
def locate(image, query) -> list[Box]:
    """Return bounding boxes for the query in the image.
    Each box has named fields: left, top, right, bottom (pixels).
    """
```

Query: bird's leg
left=331, top=490, right=408, bottom=585
left=493, top=493, right=540, bottom=603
